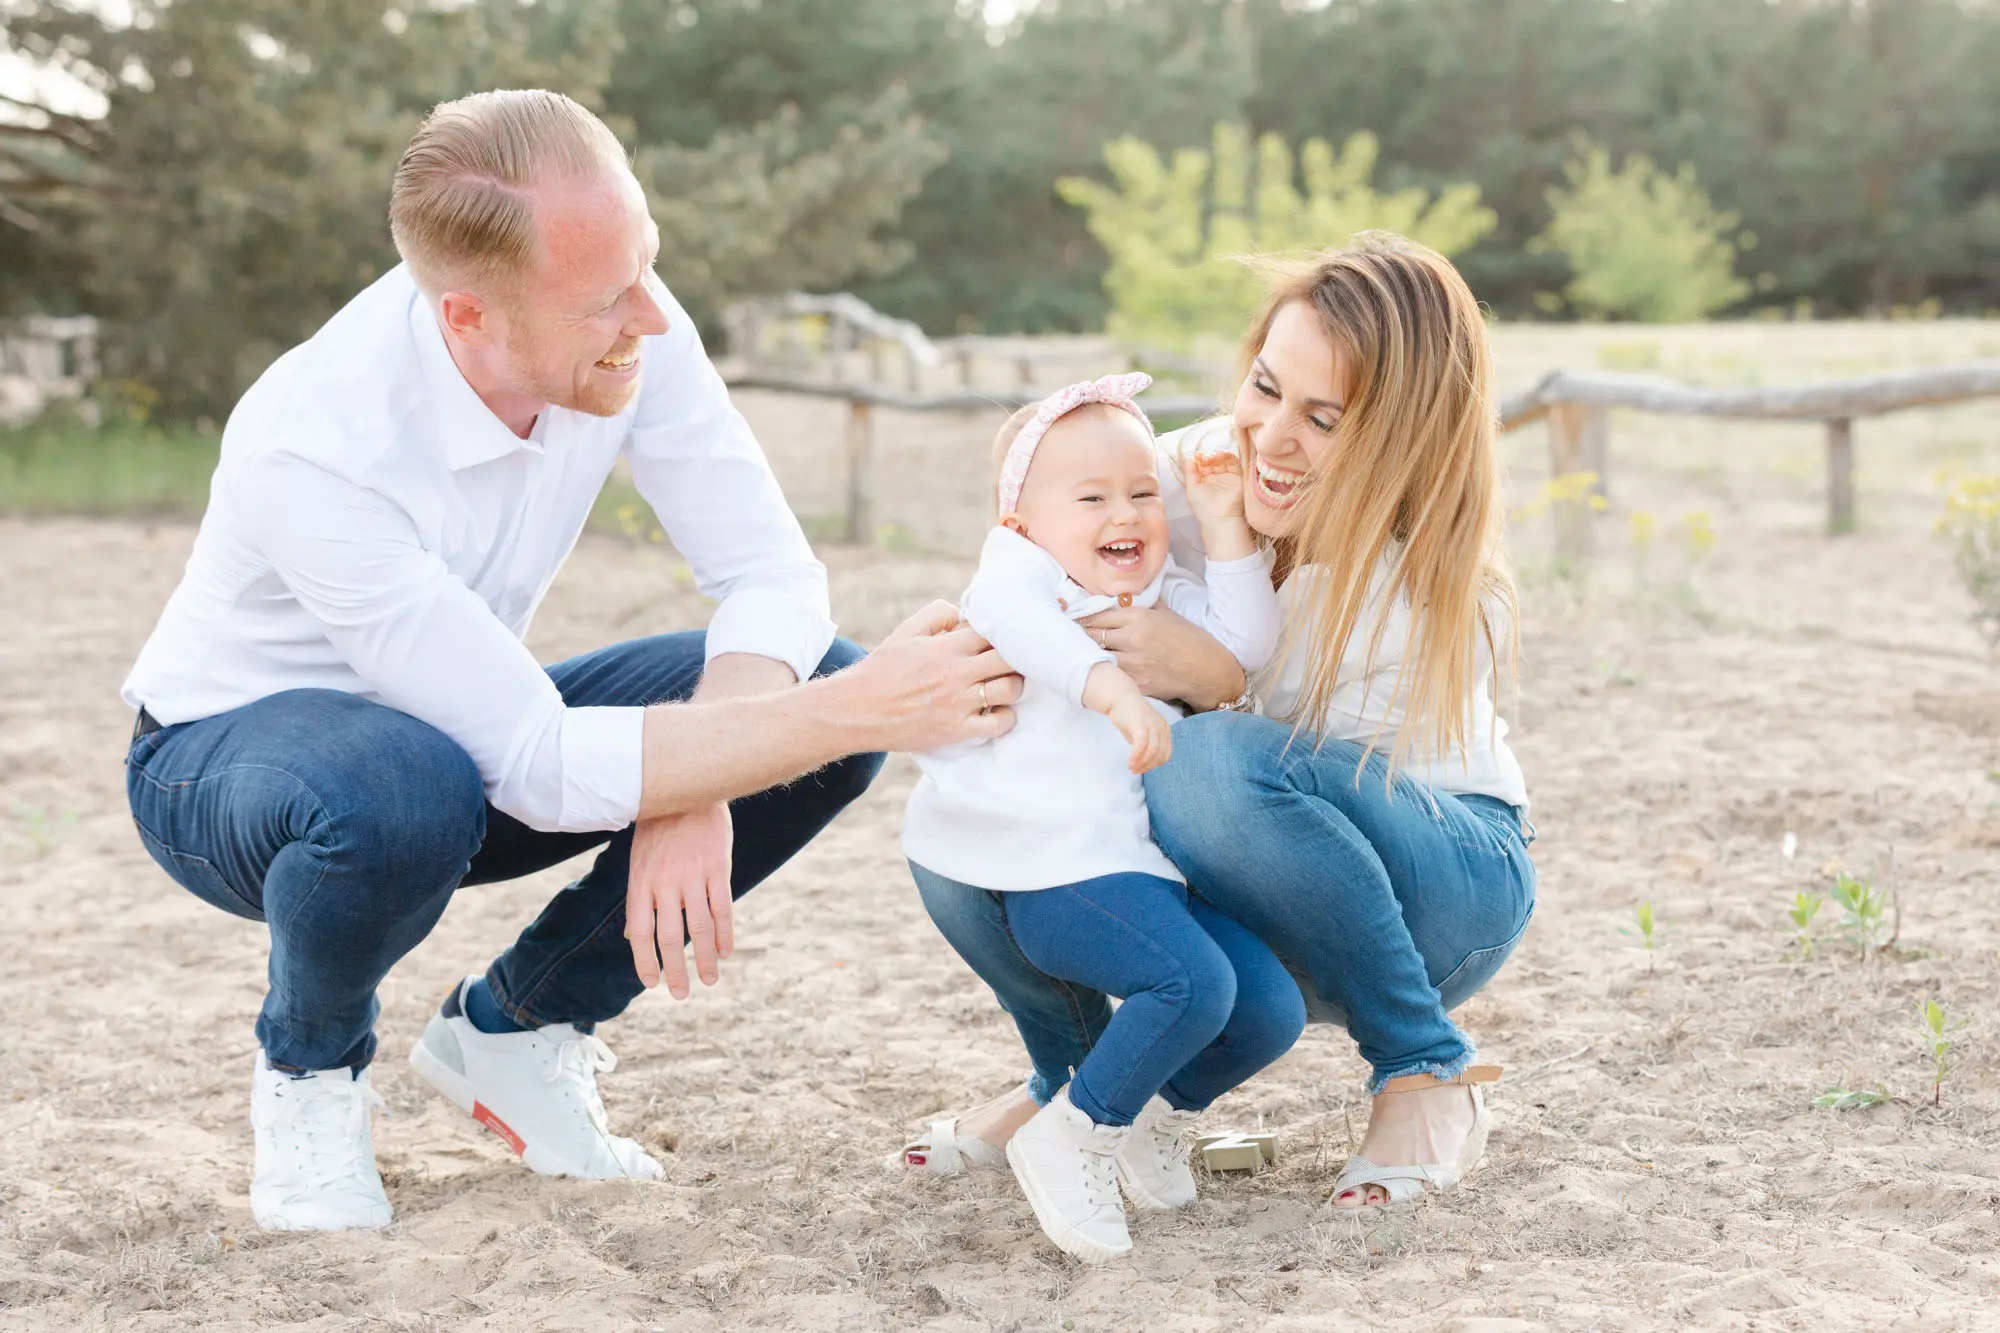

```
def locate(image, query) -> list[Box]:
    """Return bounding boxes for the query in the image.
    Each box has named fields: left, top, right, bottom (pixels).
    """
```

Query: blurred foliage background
left=1, top=0, right=1998, bottom=424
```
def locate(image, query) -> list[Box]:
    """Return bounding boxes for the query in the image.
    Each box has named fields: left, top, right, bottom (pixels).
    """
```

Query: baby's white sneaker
left=1004, top=1086, right=1132, bottom=1264
left=1115, top=1094, right=1201, bottom=1212
left=249, top=1053, right=393, bottom=1232
left=408, top=976, right=663, bottom=1180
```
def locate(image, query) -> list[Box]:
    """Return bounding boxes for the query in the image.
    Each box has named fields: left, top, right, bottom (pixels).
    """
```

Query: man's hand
left=626, top=802, right=734, bottom=999
left=833, top=600, right=1024, bottom=752
left=1081, top=605, right=1247, bottom=712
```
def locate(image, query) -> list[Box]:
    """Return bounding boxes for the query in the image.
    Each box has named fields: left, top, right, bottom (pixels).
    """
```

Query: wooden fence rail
left=722, top=374, right=1221, bottom=541
left=1497, top=362, right=2000, bottom=549
left=726, top=361, right=2000, bottom=547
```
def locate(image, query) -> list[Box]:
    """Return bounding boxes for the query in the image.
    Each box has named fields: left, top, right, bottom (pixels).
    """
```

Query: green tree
left=867, top=0, right=1259, bottom=332
left=1058, top=122, right=1494, bottom=349
left=1532, top=141, right=1748, bottom=322
left=1641, top=0, right=2000, bottom=314
left=635, top=90, right=945, bottom=319
left=0, top=0, right=948, bottom=421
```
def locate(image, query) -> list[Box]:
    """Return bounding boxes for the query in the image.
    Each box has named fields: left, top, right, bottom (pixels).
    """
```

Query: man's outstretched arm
left=622, top=603, right=1021, bottom=997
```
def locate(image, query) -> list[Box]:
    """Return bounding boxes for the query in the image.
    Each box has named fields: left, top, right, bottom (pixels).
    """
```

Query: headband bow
left=996, top=371, right=1155, bottom=516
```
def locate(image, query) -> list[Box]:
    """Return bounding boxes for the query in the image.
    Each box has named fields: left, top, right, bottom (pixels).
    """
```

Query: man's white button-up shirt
left=122, top=264, right=835, bottom=833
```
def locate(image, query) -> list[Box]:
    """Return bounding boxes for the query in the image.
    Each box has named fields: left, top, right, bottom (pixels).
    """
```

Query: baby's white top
left=901, top=525, right=1280, bottom=892
left=1159, top=421, right=1529, bottom=811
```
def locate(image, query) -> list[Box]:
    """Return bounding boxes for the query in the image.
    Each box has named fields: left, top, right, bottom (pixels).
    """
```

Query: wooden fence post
left=1580, top=405, right=1610, bottom=502
left=1826, top=417, right=1855, bottom=536
left=1546, top=402, right=1594, bottom=561
left=844, top=399, right=875, bottom=544
left=826, top=317, right=848, bottom=386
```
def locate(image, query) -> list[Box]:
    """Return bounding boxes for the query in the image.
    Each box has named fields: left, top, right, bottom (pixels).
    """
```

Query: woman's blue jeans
left=124, top=632, right=883, bottom=1075
left=918, top=710, right=1535, bottom=1097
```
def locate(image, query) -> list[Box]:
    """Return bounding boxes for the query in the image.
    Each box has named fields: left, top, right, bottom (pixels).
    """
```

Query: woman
left=904, top=233, right=1535, bottom=1208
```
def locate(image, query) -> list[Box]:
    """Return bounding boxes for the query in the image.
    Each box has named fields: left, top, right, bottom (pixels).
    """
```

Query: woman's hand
left=1080, top=605, right=1247, bottom=713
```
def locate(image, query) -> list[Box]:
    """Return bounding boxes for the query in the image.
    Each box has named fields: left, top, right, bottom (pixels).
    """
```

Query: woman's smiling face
left=1230, top=299, right=1352, bottom=540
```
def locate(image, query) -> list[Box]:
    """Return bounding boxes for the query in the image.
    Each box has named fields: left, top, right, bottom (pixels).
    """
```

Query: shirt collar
left=1057, top=560, right=1169, bottom=621
left=408, top=289, right=544, bottom=470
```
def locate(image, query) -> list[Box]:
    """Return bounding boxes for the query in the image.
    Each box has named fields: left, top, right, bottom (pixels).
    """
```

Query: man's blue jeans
left=911, top=868, right=1305, bottom=1126
left=917, top=710, right=1534, bottom=1098
left=124, top=633, right=882, bottom=1074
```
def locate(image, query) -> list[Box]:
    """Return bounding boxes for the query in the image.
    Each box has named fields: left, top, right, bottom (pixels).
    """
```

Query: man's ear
left=438, top=290, right=495, bottom=347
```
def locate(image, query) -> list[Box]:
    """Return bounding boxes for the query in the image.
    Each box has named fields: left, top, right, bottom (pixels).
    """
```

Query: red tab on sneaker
left=473, top=1101, right=526, bottom=1155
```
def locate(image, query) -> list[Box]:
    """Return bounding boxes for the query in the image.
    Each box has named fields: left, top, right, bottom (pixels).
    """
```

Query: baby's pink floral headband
left=996, top=371, right=1155, bottom=516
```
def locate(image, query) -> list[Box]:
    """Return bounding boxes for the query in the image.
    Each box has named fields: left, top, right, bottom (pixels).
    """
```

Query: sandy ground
left=5, top=329, right=2000, bottom=1330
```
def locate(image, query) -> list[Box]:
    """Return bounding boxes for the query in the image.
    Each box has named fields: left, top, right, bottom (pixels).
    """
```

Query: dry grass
left=2, top=321, right=1999, bottom=1330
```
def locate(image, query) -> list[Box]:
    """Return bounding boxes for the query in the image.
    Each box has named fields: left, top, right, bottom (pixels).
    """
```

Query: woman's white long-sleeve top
left=1158, top=422, right=1529, bottom=812
left=901, top=525, right=1280, bottom=892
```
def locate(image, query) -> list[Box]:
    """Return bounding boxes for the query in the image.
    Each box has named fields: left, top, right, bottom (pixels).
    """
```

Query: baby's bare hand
left=1108, top=695, right=1173, bottom=774
left=1183, top=449, right=1247, bottom=524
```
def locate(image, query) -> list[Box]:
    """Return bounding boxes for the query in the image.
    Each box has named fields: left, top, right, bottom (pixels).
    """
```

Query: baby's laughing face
left=1004, top=406, right=1169, bottom=599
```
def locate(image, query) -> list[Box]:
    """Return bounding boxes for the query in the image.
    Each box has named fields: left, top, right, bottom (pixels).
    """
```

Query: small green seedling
left=1920, top=998, right=1957, bottom=1109
left=1621, top=899, right=1662, bottom=972
left=1787, top=891, right=1825, bottom=960
left=1828, top=872, right=1890, bottom=959
left=1812, top=1087, right=1889, bottom=1112
left=18, top=806, right=77, bottom=859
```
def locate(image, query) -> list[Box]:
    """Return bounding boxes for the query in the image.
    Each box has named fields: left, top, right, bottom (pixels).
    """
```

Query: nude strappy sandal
left=1331, top=1064, right=1501, bottom=1207
left=894, top=1117, right=1008, bottom=1176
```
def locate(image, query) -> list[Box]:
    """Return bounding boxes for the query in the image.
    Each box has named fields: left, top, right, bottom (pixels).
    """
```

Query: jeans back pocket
left=134, top=820, right=265, bottom=922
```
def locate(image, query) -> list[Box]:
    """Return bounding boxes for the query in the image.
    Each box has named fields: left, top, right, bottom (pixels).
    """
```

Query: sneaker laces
left=1079, top=1133, right=1123, bottom=1210
left=543, top=1032, right=617, bottom=1133
left=1147, top=1107, right=1201, bottom=1171
left=266, top=1074, right=386, bottom=1193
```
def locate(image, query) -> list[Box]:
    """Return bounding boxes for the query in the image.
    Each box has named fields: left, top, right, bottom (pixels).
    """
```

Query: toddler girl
left=902, top=373, right=1307, bottom=1264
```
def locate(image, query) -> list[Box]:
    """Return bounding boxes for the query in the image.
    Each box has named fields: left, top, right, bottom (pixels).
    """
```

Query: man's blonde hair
left=389, top=89, right=630, bottom=297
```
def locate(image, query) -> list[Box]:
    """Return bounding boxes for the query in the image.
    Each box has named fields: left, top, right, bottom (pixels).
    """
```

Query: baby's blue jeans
left=910, top=866, right=1306, bottom=1126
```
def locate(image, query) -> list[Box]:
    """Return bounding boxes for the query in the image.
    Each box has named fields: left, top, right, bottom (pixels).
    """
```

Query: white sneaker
left=408, top=976, right=663, bottom=1180
left=249, top=1053, right=393, bottom=1232
left=1115, top=1095, right=1201, bottom=1212
left=1004, top=1086, right=1132, bottom=1264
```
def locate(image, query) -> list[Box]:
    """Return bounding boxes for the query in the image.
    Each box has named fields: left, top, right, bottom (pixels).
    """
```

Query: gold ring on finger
left=978, top=680, right=990, bottom=712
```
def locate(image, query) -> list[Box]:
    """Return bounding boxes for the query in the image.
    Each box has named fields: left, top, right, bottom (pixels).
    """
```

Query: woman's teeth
left=1253, top=458, right=1304, bottom=505
left=596, top=350, right=638, bottom=372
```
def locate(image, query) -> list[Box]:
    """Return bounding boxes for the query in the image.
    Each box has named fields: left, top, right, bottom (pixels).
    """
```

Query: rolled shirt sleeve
left=238, top=453, right=644, bottom=832
left=625, top=277, right=835, bottom=684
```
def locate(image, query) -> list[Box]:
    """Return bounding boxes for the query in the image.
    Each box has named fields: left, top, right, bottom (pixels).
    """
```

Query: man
left=121, top=90, right=1018, bottom=1232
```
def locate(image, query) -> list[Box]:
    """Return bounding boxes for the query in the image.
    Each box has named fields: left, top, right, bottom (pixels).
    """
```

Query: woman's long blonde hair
left=1240, top=233, right=1515, bottom=769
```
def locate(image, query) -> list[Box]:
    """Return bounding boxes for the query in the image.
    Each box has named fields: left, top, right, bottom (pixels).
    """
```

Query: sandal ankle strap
left=1376, top=1064, right=1502, bottom=1096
